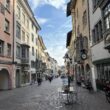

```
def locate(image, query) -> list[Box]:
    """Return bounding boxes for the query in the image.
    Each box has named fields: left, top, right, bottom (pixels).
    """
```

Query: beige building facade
left=14, top=0, right=40, bottom=87
left=67, top=0, right=95, bottom=89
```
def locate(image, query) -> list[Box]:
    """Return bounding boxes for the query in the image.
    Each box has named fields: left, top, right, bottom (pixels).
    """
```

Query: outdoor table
left=58, top=86, right=77, bottom=104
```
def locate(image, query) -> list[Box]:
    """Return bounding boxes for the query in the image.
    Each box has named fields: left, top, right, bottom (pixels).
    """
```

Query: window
left=0, top=2, right=5, bottom=14
left=99, top=21, right=103, bottom=39
left=103, top=3, right=110, bottom=31
left=4, top=19, right=10, bottom=33
left=27, top=19, right=29, bottom=28
left=27, top=34, right=29, bottom=43
left=6, top=0, right=10, bottom=10
left=16, top=22, right=21, bottom=39
left=22, top=30, right=25, bottom=41
left=36, top=38, right=37, bottom=45
left=31, top=61, right=35, bottom=68
left=92, top=20, right=103, bottom=44
left=32, top=22, right=34, bottom=29
left=16, top=43, right=21, bottom=58
left=36, top=28, right=38, bottom=33
left=22, top=46, right=26, bottom=58
left=82, top=10, right=87, bottom=28
left=32, top=47, right=34, bottom=56
left=32, top=33, right=34, bottom=42
left=17, top=5, right=20, bottom=19
left=22, top=12, right=25, bottom=24
left=92, top=0, right=100, bottom=9
left=36, top=49, right=38, bottom=58
left=95, top=24, right=99, bottom=41
left=0, top=40, right=4, bottom=55
left=7, top=44, right=11, bottom=57
left=92, top=29, right=96, bottom=44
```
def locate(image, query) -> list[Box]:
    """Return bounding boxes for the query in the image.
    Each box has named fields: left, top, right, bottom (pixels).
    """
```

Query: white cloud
left=28, top=0, right=66, bottom=11
left=44, top=0, right=66, bottom=10
left=48, top=46, right=67, bottom=66
left=28, top=0, right=41, bottom=10
left=34, top=16, right=48, bottom=25
left=37, top=17, right=48, bottom=25
left=47, top=24, right=54, bottom=28
left=42, top=19, right=71, bottom=66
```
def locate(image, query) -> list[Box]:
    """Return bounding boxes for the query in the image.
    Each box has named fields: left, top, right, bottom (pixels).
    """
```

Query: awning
left=66, top=2, right=71, bottom=17
left=66, top=30, right=72, bottom=47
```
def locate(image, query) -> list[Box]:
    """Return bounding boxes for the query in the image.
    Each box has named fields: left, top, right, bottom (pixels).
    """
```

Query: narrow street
left=0, top=78, right=110, bottom=110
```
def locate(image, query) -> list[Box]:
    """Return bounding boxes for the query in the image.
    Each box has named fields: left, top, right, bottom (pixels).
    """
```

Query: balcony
left=105, top=40, right=110, bottom=49
left=21, top=65, right=30, bottom=71
left=21, top=58, right=29, bottom=64
left=21, top=42, right=30, bottom=48
left=104, top=30, right=110, bottom=50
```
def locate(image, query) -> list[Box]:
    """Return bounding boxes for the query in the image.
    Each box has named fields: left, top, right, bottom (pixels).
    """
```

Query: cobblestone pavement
left=0, top=78, right=110, bottom=110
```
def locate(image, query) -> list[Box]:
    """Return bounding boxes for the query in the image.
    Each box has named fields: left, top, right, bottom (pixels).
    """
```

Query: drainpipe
left=13, top=0, right=15, bottom=64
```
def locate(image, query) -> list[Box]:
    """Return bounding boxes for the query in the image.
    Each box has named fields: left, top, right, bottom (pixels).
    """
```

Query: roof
left=66, top=2, right=71, bottom=17
left=24, top=0, right=41, bottom=30
left=66, top=30, right=72, bottom=48
left=66, top=0, right=77, bottom=16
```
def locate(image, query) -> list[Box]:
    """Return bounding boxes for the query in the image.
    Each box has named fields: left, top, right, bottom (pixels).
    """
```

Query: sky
left=28, top=0, right=72, bottom=66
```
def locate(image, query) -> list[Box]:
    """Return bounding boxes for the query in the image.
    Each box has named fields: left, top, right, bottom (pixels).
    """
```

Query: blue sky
left=28, top=0, right=72, bottom=66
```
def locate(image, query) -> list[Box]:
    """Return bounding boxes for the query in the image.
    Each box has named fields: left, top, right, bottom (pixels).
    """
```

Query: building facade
left=66, top=0, right=110, bottom=91
left=67, top=0, right=94, bottom=89
left=0, top=0, right=15, bottom=90
left=30, top=18, right=40, bottom=84
left=36, top=36, right=46, bottom=80
left=14, top=0, right=40, bottom=87
left=89, top=0, right=110, bottom=90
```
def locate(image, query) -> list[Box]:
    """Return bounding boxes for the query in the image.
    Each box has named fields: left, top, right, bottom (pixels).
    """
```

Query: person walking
left=48, top=75, right=53, bottom=83
left=37, top=73, right=42, bottom=86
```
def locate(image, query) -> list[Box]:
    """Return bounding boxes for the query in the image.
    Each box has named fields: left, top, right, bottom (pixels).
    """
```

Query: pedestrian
left=48, top=75, right=53, bottom=83
left=37, top=73, right=42, bottom=86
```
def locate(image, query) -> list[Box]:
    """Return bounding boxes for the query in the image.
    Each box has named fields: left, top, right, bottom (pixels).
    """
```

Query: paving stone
left=0, top=78, right=110, bottom=110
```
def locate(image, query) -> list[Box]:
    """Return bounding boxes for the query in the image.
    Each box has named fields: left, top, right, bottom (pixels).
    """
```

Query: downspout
left=13, top=0, right=15, bottom=64
left=87, top=0, right=91, bottom=41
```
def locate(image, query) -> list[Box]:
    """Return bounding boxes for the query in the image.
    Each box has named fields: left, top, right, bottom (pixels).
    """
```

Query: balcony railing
left=21, top=65, right=30, bottom=71
left=21, top=58, right=29, bottom=64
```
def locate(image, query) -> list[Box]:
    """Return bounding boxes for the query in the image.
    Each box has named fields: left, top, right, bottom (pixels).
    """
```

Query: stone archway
left=0, top=69, right=10, bottom=90
left=81, top=65, right=84, bottom=76
left=85, top=64, right=91, bottom=80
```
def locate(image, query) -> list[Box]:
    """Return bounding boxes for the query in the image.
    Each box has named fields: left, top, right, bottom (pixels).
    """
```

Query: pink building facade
left=0, top=0, right=15, bottom=90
